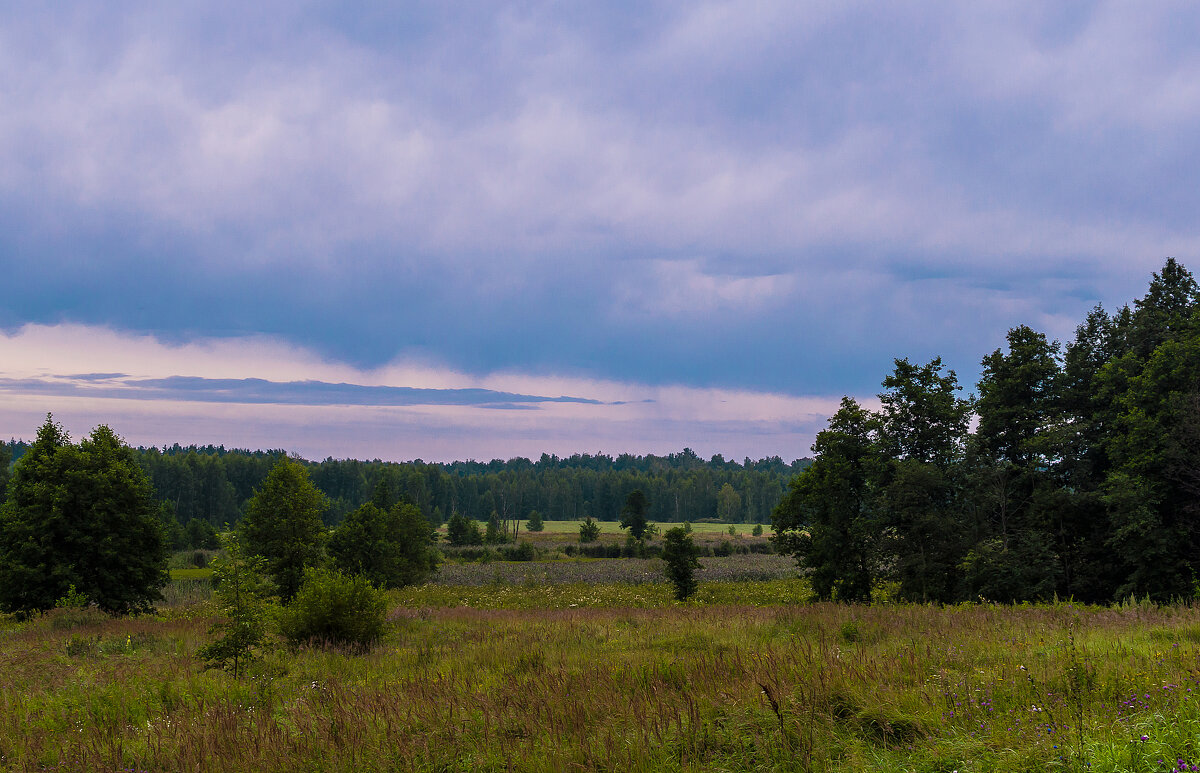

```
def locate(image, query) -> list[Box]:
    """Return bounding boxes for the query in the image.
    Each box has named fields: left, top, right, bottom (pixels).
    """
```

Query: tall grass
left=3, top=586, right=1200, bottom=771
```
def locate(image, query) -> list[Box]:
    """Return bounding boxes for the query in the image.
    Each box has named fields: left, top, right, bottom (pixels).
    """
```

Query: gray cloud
left=0, top=1, right=1196, bottom=401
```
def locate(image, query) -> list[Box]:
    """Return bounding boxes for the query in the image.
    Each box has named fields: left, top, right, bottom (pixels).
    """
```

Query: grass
left=6, top=577, right=1200, bottom=771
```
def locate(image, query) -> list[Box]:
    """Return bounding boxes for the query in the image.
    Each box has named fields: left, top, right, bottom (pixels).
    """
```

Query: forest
left=773, top=258, right=1200, bottom=605
left=0, top=441, right=806, bottom=539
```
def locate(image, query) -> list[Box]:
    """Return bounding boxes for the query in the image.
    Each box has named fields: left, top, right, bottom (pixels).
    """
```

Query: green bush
left=447, top=513, right=484, bottom=546
left=578, top=517, right=601, bottom=543
left=662, top=526, right=702, bottom=601
left=278, top=568, right=387, bottom=649
left=503, top=541, right=537, bottom=561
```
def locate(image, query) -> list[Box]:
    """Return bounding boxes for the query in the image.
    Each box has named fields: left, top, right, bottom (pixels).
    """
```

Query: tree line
left=772, top=258, right=1200, bottom=604
left=0, top=442, right=808, bottom=550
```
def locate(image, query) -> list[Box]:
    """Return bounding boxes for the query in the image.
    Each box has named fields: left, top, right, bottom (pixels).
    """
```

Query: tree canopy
left=773, top=258, right=1200, bottom=603
left=238, top=458, right=328, bottom=602
left=0, top=417, right=168, bottom=615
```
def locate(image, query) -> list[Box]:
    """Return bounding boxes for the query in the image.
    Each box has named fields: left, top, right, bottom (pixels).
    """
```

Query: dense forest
left=0, top=439, right=808, bottom=543
left=773, top=258, right=1200, bottom=605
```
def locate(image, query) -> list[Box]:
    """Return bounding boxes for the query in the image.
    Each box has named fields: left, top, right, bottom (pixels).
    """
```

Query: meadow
left=4, top=559, right=1200, bottom=772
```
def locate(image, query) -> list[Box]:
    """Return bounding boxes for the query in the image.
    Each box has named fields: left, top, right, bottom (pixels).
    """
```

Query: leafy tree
left=525, top=510, right=544, bottom=532
left=184, top=517, right=219, bottom=550
left=278, top=567, right=387, bottom=649
left=716, top=483, right=741, bottom=523
left=329, top=500, right=439, bottom=588
left=878, top=357, right=971, bottom=467
left=1125, top=257, right=1200, bottom=360
left=883, top=459, right=965, bottom=603
left=772, top=398, right=881, bottom=602
left=0, top=417, right=168, bottom=616
left=239, top=458, right=328, bottom=603
left=484, top=510, right=505, bottom=544
left=578, top=517, right=601, bottom=543
left=197, top=534, right=275, bottom=678
left=0, top=443, right=10, bottom=500
left=876, top=359, right=972, bottom=602
left=446, top=512, right=484, bottom=546
left=619, top=490, right=650, bottom=540
left=158, top=503, right=187, bottom=550
left=1055, top=305, right=1124, bottom=600
left=1102, top=322, right=1200, bottom=600
left=662, top=526, right=701, bottom=600
left=964, top=326, right=1064, bottom=601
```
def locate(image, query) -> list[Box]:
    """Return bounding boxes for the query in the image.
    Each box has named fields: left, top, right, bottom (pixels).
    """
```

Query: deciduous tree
left=239, top=458, right=328, bottom=602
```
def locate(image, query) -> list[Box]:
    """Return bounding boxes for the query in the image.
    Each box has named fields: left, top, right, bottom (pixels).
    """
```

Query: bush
left=579, top=517, right=601, bottom=543
left=525, top=510, right=544, bottom=532
left=503, top=541, right=538, bottom=561
left=447, top=513, right=484, bottom=546
left=752, top=523, right=764, bottom=537
left=662, top=526, right=702, bottom=600
left=278, top=568, right=387, bottom=650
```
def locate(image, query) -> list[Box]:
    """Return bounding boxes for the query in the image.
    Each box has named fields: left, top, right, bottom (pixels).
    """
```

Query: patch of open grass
left=5, top=578, right=1200, bottom=771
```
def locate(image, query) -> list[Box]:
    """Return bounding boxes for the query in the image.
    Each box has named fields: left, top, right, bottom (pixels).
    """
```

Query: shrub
left=504, top=541, right=538, bottom=561
left=278, top=568, right=387, bottom=649
left=447, top=513, right=484, bottom=546
left=752, top=523, right=764, bottom=537
left=525, top=510, right=544, bottom=532
left=662, top=526, right=702, bottom=600
left=579, top=517, right=601, bottom=543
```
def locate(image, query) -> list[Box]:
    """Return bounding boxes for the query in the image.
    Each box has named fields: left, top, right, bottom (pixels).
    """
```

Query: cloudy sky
left=2, top=1, right=1197, bottom=461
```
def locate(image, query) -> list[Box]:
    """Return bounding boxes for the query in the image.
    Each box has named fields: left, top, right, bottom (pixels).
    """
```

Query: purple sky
left=2, top=2, right=1198, bottom=461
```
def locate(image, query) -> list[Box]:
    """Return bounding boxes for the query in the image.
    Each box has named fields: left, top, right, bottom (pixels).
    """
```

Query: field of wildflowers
left=4, top=577, right=1200, bottom=771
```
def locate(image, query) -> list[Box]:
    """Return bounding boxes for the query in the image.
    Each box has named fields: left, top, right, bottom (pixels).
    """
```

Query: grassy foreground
left=4, top=578, right=1200, bottom=771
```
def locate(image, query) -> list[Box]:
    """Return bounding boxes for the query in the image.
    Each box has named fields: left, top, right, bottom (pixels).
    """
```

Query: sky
left=2, top=1, right=1199, bottom=462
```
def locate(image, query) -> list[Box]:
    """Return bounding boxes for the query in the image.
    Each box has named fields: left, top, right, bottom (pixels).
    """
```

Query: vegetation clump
left=579, top=517, right=601, bottom=542
left=197, top=535, right=275, bottom=677
left=0, top=416, right=168, bottom=616
left=661, top=526, right=701, bottom=600
left=278, top=567, right=387, bottom=649
left=239, top=458, right=328, bottom=602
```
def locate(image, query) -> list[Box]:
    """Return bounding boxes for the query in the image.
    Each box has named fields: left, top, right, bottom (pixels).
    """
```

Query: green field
left=4, top=566, right=1200, bottom=771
